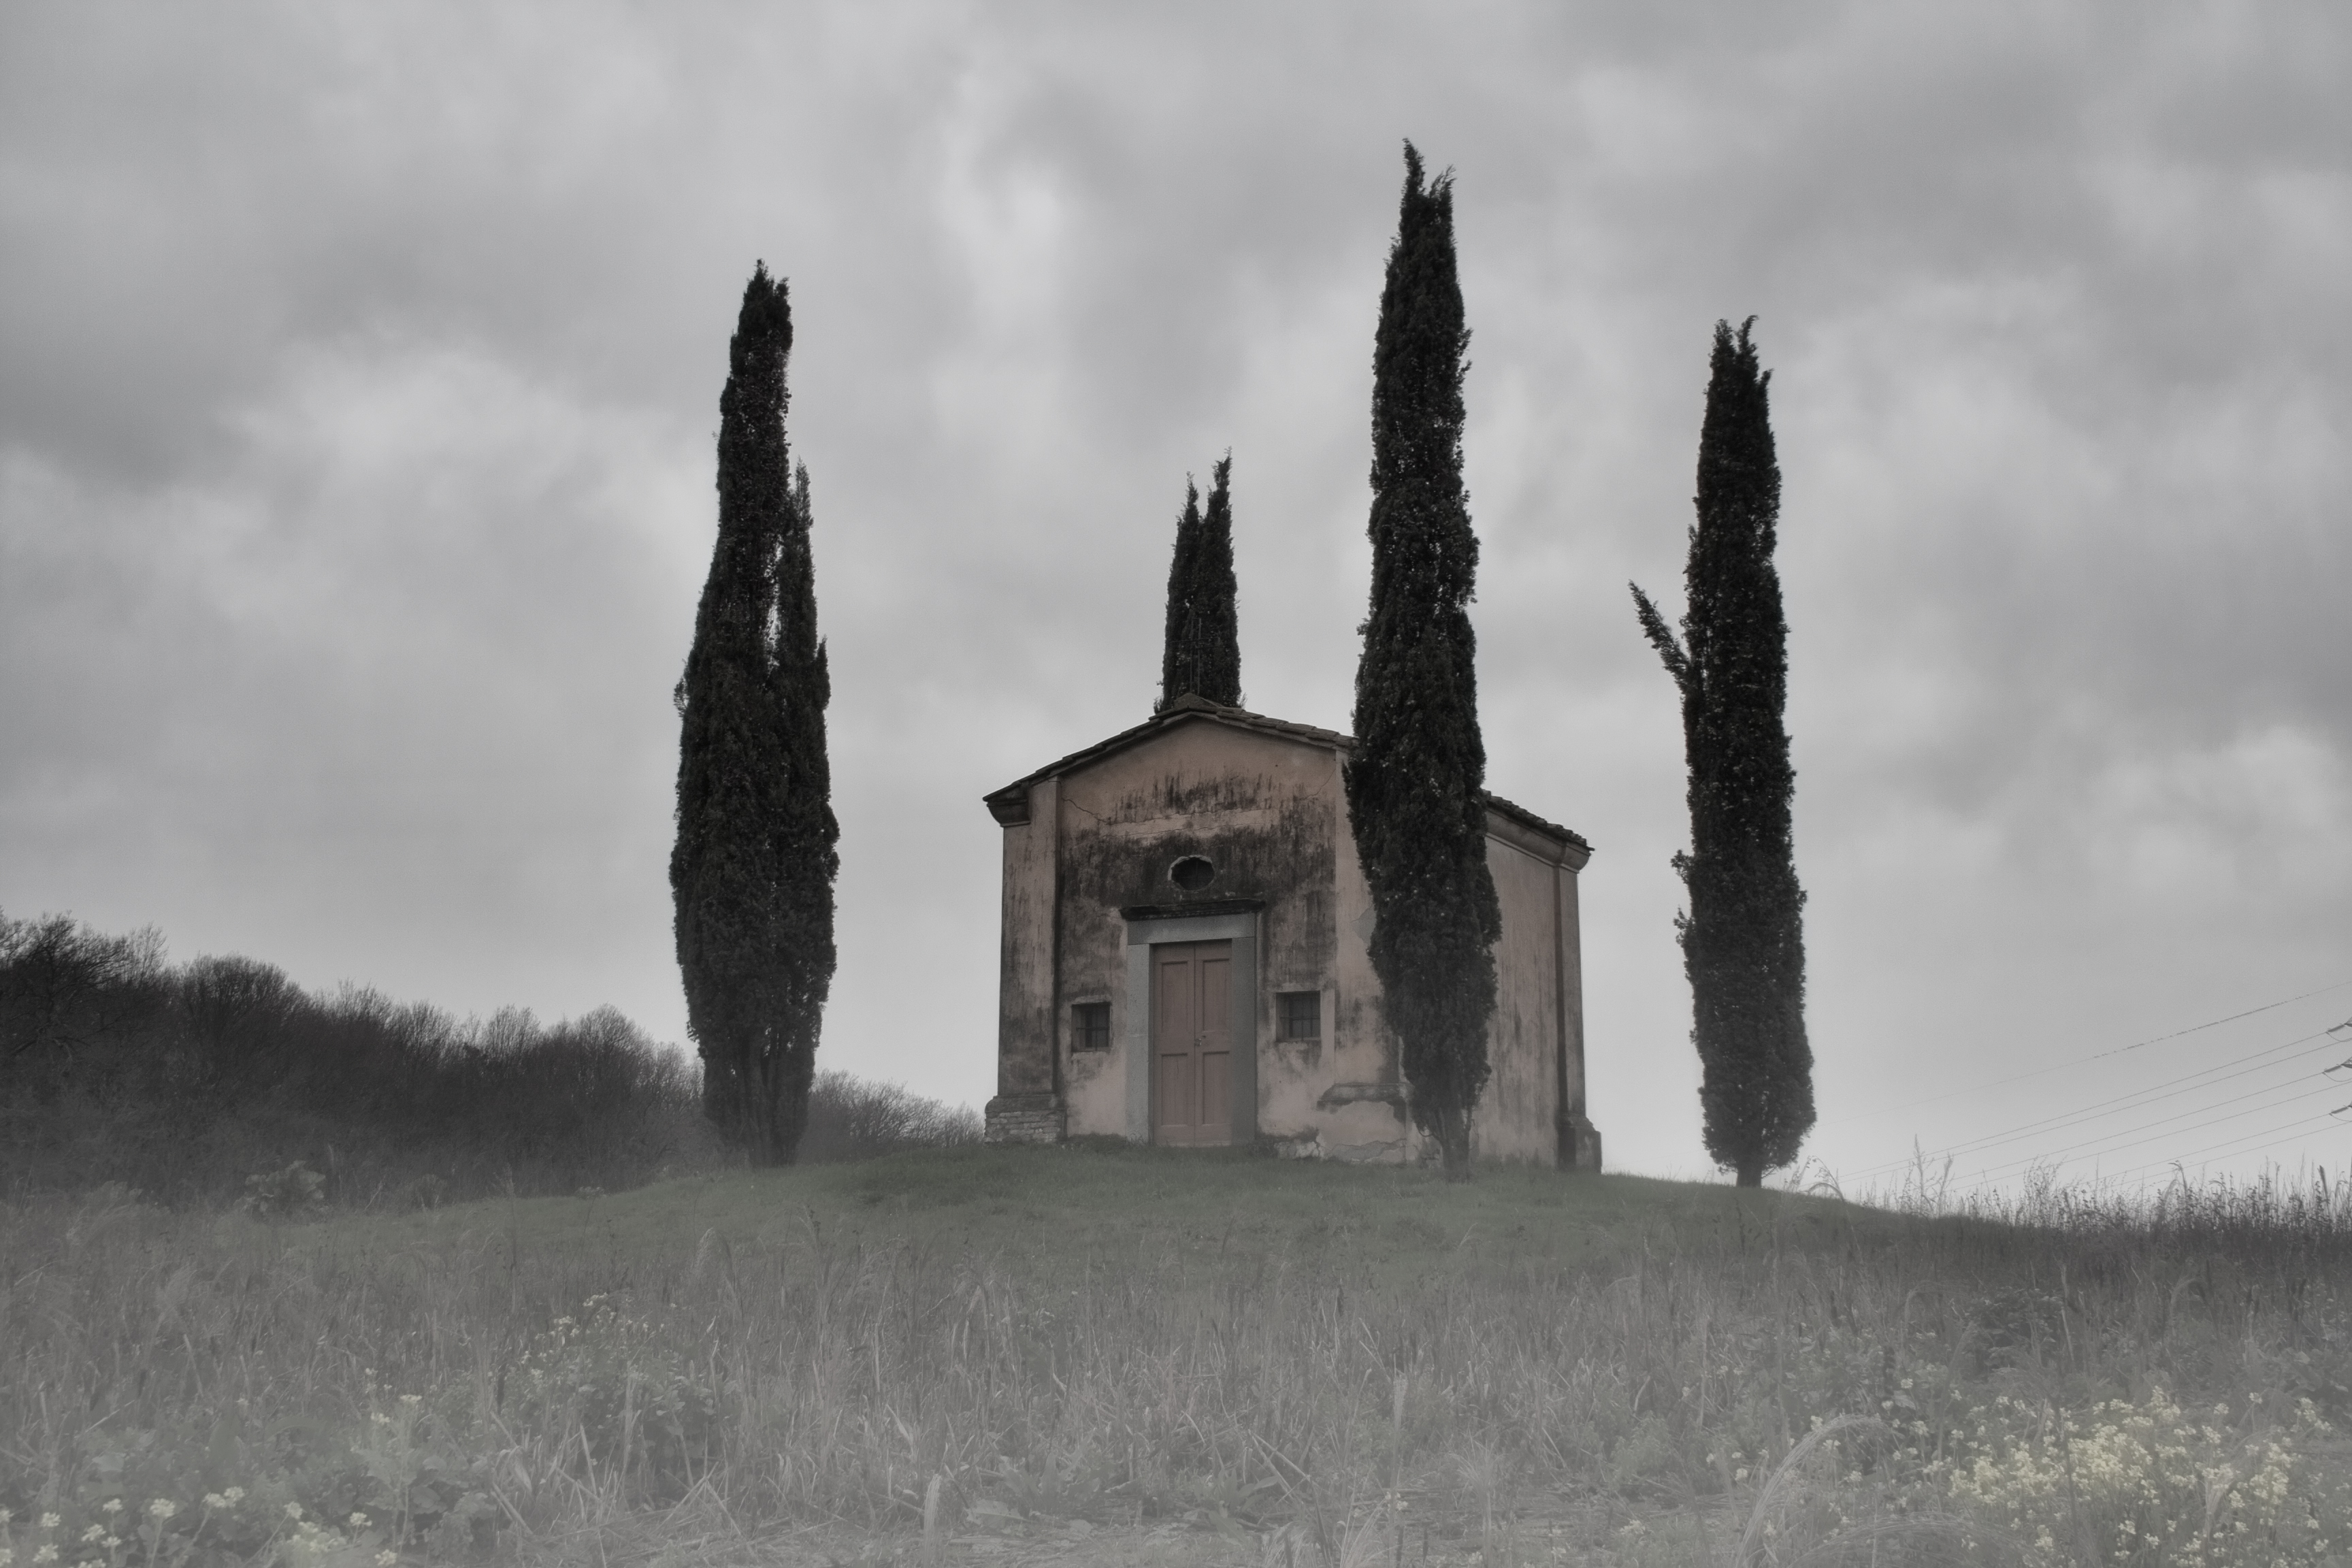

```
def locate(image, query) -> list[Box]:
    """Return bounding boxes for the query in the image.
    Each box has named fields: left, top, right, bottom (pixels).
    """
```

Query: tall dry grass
left=7, top=913, right=2349, bottom=1562
left=4, top=1152, right=2351, bottom=1565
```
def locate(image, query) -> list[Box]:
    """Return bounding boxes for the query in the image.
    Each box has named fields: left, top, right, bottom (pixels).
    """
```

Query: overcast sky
left=3, top=1, right=2347, bottom=1192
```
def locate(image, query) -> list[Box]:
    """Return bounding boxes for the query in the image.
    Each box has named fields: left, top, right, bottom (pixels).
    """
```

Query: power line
left=1861, top=977, right=2352, bottom=1119
left=2111, top=1131, right=2347, bottom=1192
left=2065, top=1109, right=2347, bottom=1192
left=1941, top=1051, right=2334, bottom=1181
left=1848, top=1027, right=2335, bottom=1177
left=1844, top=1024, right=2343, bottom=1182
left=1857, top=1028, right=2342, bottom=1179
left=2087, top=989, right=2352, bottom=1061
left=1947, top=1090, right=2352, bottom=1189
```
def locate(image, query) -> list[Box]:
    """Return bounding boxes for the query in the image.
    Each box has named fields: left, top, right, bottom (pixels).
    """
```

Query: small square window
left=1072, top=1001, right=1112, bottom=1051
left=1276, top=990, right=1321, bottom=1041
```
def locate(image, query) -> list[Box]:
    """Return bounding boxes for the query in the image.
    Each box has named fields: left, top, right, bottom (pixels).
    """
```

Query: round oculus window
left=1169, top=855, right=1216, bottom=892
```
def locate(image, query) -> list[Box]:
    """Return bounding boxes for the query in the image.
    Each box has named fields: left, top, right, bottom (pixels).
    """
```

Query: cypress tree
left=1344, top=143, right=1501, bottom=1179
left=1156, top=455, right=1241, bottom=710
left=1630, top=317, right=1814, bottom=1187
left=672, top=263, right=840, bottom=1166
left=762, top=459, right=838, bottom=1154
left=1155, top=478, right=1203, bottom=711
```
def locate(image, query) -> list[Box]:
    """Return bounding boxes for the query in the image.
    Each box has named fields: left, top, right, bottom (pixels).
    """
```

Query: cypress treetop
left=1156, top=477, right=1204, bottom=713
left=1157, top=456, right=1241, bottom=711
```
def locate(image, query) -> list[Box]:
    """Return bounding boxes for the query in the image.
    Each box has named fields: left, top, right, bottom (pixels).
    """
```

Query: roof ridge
left=981, top=703, right=1588, bottom=850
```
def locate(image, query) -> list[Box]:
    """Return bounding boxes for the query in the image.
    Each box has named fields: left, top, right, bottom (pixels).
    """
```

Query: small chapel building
left=982, top=695, right=1602, bottom=1169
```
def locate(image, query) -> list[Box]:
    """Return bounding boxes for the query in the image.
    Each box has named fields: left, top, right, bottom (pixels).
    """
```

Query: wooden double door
left=1152, top=940, right=1232, bottom=1146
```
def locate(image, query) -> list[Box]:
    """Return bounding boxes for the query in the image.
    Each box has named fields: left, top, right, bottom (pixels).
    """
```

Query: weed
left=4, top=1149, right=2350, bottom=1563
left=239, top=1164, right=326, bottom=1222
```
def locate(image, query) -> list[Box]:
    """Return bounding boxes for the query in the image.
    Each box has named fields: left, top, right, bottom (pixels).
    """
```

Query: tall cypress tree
left=1345, top=143, right=1501, bottom=1179
left=762, top=459, right=838, bottom=1155
left=672, top=263, right=840, bottom=1166
left=1156, top=455, right=1241, bottom=710
left=1155, top=477, right=1203, bottom=711
left=1631, top=317, right=1814, bottom=1187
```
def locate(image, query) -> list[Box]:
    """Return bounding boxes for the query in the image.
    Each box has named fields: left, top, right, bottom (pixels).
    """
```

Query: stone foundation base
left=984, top=1092, right=1063, bottom=1145
left=1561, top=1114, right=1603, bottom=1173
left=1260, top=1128, right=1411, bottom=1164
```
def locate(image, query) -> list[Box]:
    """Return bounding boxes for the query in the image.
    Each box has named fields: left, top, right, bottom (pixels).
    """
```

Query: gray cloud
left=2, top=0, right=2345, bottom=1186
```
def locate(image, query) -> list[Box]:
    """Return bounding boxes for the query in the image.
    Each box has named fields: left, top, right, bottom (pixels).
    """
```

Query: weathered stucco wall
left=1311, top=777, right=1412, bottom=1162
left=1054, top=721, right=1337, bottom=1141
left=986, top=777, right=1060, bottom=1141
left=1553, top=842, right=1599, bottom=1170
left=990, top=708, right=1594, bottom=1168
left=1477, top=827, right=1567, bottom=1164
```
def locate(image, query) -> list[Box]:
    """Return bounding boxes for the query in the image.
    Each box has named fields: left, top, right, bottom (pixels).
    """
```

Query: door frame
left=1123, top=909, right=1258, bottom=1146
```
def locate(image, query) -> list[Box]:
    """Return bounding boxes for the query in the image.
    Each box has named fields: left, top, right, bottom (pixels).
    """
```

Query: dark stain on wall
left=1056, top=774, right=1336, bottom=1027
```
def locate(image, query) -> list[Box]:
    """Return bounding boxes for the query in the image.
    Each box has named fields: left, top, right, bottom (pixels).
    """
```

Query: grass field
left=6, top=1145, right=2352, bottom=1566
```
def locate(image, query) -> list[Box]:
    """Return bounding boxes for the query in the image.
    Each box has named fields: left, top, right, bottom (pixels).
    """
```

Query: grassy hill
left=7, top=1145, right=2352, bottom=1566
left=338, top=1136, right=1898, bottom=1276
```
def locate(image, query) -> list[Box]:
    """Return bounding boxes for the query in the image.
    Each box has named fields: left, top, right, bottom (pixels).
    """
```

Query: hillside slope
left=7, top=1146, right=2351, bottom=1566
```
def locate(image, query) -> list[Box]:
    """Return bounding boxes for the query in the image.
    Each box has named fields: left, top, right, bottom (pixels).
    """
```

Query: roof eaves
left=979, top=697, right=1343, bottom=817
left=980, top=698, right=1590, bottom=853
left=1480, top=791, right=1592, bottom=853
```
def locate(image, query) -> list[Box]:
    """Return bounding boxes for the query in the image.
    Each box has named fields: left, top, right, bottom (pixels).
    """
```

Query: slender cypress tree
left=761, top=459, right=838, bottom=1154
left=672, top=263, right=840, bottom=1166
left=1631, top=318, right=1814, bottom=1187
left=1192, top=455, right=1240, bottom=704
left=1345, top=143, right=1501, bottom=1179
left=1156, top=455, right=1241, bottom=710
left=1155, top=478, right=1203, bottom=710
